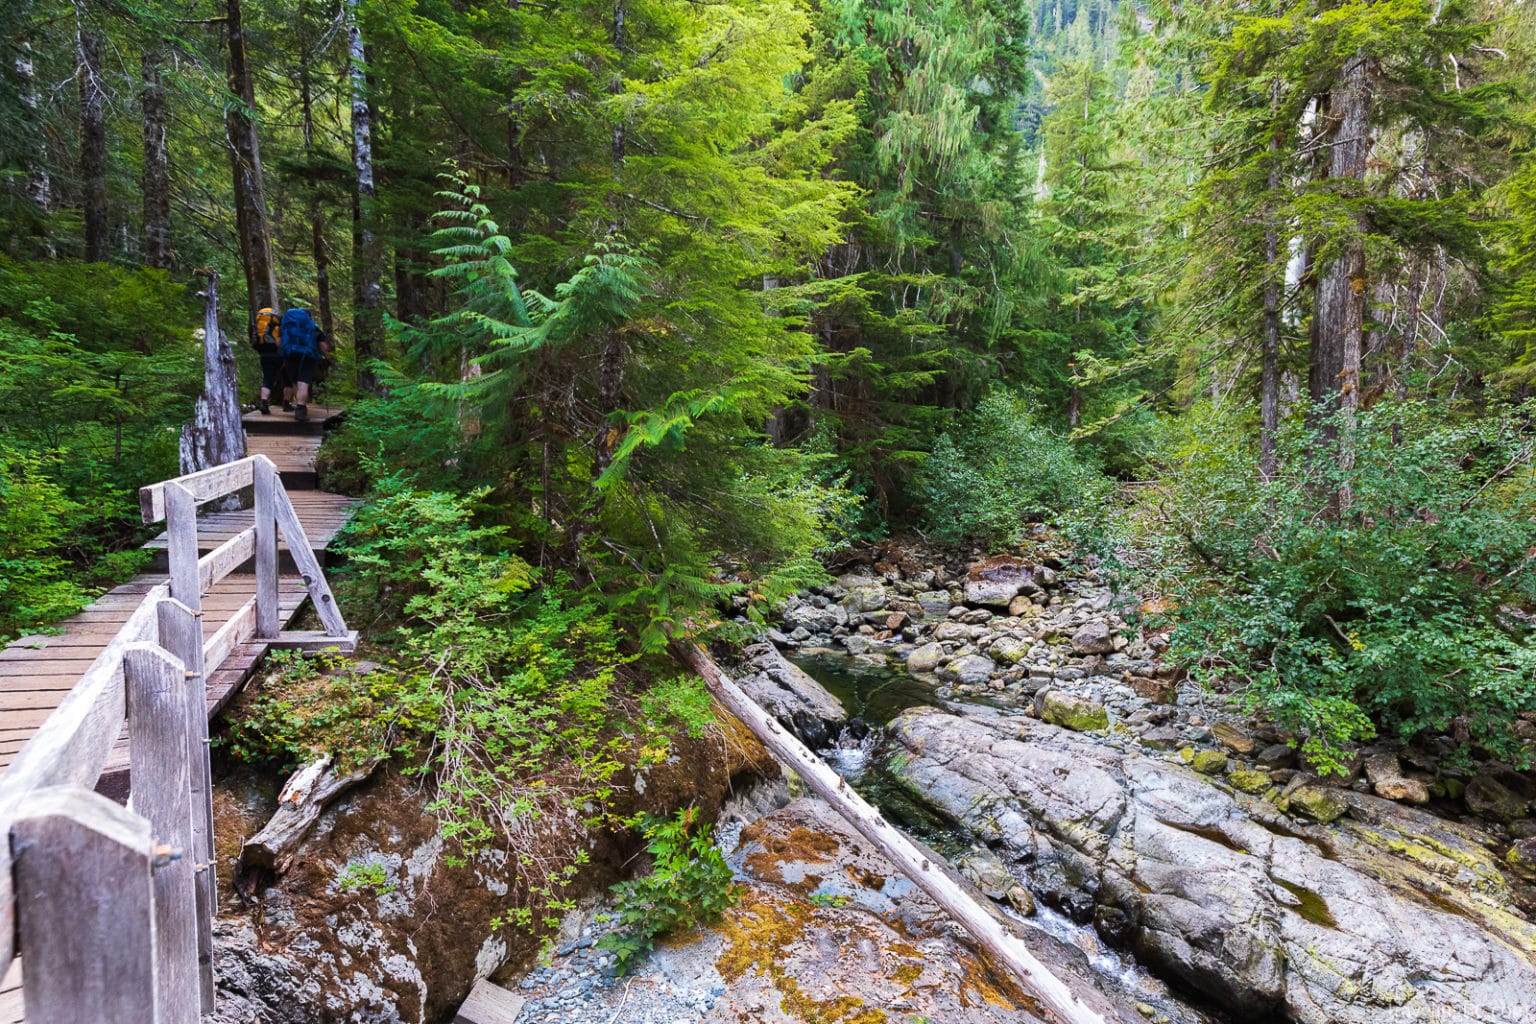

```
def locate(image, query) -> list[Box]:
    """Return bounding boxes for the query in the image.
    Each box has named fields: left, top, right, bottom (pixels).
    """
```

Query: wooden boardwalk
left=0, top=408, right=358, bottom=776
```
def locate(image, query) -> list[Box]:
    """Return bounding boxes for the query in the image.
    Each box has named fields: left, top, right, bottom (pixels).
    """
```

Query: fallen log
left=237, top=756, right=376, bottom=880
left=671, top=640, right=1108, bottom=1024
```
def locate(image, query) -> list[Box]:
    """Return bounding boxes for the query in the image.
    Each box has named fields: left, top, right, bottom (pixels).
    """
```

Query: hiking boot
left=281, top=400, right=294, bottom=411
left=259, top=399, right=270, bottom=415
left=295, top=404, right=309, bottom=422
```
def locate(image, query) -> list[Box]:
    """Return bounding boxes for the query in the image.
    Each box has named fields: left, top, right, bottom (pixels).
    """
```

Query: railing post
left=254, top=455, right=279, bottom=639
left=156, top=600, right=217, bottom=1012
left=164, top=481, right=202, bottom=615
left=12, top=785, right=161, bottom=1023
left=125, top=643, right=200, bottom=1024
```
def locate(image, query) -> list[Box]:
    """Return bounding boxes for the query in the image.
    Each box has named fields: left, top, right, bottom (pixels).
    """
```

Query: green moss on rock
left=1228, top=770, right=1271, bottom=794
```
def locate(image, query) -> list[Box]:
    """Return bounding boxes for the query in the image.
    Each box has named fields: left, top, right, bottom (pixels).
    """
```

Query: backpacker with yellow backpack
left=253, top=306, right=290, bottom=415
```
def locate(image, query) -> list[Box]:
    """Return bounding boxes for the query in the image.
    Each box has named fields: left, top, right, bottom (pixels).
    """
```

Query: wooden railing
left=0, top=454, right=355, bottom=1022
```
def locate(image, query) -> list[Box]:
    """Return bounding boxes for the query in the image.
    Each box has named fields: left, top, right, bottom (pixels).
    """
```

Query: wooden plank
left=453, top=979, right=525, bottom=1024
left=673, top=642, right=1109, bottom=1024
left=268, top=630, right=359, bottom=654
left=139, top=456, right=255, bottom=524
left=273, top=485, right=349, bottom=637
left=124, top=645, right=199, bottom=1024
left=12, top=786, right=159, bottom=1024
left=254, top=457, right=279, bottom=639
left=203, top=599, right=257, bottom=677
left=157, top=602, right=216, bottom=1012
left=198, top=526, right=256, bottom=593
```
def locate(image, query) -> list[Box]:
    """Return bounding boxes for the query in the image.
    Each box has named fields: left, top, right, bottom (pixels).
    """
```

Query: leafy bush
left=917, top=389, right=1108, bottom=546
left=1119, top=403, right=1536, bottom=770
left=598, top=807, right=736, bottom=973
left=0, top=448, right=89, bottom=639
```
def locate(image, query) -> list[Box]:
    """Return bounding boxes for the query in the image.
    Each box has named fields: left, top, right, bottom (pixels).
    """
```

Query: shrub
left=598, top=807, right=736, bottom=973
left=0, top=448, right=89, bottom=640
left=1120, top=402, right=1536, bottom=771
left=917, top=389, right=1107, bottom=546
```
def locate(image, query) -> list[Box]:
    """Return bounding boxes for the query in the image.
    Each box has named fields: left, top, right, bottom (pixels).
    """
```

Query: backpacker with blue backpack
left=278, top=308, right=320, bottom=357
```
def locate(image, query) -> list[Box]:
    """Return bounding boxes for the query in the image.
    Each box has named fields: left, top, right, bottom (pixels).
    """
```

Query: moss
left=1288, top=785, right=1348, bottom=824
left=1272, top=876, right=1338, bottom=929
left=892, top=962, right=923, bottom=986
left=716, top=895, right=814, bottom=982
left=1191, top=750, right=1228, bottom=775
left=778, top=978, right=886, bottom=1024
left=1228, top=770, right=1271, bottom=794
left=742, top=825, right=844, bottom=882
left=1040, top=693, right=1109, bottom=732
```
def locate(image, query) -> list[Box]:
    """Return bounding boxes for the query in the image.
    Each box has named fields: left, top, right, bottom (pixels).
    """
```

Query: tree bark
left=299, top=41, right=335, bottom=340
left=77, top=21, right=108, bottom=262
left=1307, top=55, right=1373, bottom=423
left=13, top=20, right=53, bottom=243
left=672, top=642, right=1109, bottom=1024
left=180, top=271, right=246, bottom=510
left=140, top=52, right=173, bottom=270
left=1259, top=128, right=1282, bottom=482
left=349, top=0, right=384, bottom=394
left=225, top=0, right=280, bottom=342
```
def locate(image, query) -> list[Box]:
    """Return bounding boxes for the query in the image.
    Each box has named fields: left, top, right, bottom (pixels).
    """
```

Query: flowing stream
left=788, top=647, right=1228, bottom=1024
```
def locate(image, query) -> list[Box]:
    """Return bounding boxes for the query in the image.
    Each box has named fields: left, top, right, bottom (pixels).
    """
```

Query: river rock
left=1070, top=621, right=1116, bottom=654
left=941, top=654, right=998, bottom=686
left=781, top=598, right=847, bottom=635
left=916, top=590, right=953, bottom=616
left=1211, top=722, right=1256, bottom=755
left=1286, top=784, right=1348, bottom=824
left=1466, top=773, right=1533, bottom=823
left=886, top=706, right=1536, bottom=1024
left=1009, top=595, right=1037, bottom=617
left=934, top=621, right=972, bottom=642
left=1037, top=691, right=1108, bottom=732
left=906, top=642, right=945, bottom=674
left=840, top=577, right=888, bottom=613
left=965, top=578, right=1021, bottom=608
left=989, top=636, right=1030, bottom=665
left=735, top=641, right=848, bottom=748
left=1363, top=750, right=1429, bottom=805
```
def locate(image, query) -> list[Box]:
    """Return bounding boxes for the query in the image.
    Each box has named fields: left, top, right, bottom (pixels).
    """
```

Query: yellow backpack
left=254, top=307, right=282, bottom=352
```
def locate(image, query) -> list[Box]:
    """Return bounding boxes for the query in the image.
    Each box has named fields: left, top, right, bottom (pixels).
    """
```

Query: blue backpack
left=279, top=308, right=320, bottom=357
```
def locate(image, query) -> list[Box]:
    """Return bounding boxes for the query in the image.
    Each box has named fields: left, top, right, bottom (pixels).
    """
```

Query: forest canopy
left=3, top=0, right=1536, bottom=764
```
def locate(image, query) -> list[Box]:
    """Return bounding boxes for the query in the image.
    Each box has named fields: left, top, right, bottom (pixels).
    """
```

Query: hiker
left=278, top=307, right=329, bottom=422
left=252, top=306, right=290, bottom=415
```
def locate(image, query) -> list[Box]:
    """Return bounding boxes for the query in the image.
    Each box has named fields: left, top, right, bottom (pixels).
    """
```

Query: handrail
left=0, top=452, right=355, bottom=1022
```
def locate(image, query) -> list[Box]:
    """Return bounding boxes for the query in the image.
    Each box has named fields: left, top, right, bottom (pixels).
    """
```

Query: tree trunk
left=349, top=0, right=384, bottom=394
left=140, top=52, right=172, bottom=270
left=1259, top=130, right=1282, bottom=482
left=77, top=22, right=108, bottom=262
left=225, top=0, right=279, bottom=343
left=180, top=271, right=246, bottom=510
left=1307, top=55, right=1373, bottom=423
left=299, top=41, right=334, bottom=340
left=672, top=642, right=1110, bottom=1024
left=12, top=18, right=53, bottom=250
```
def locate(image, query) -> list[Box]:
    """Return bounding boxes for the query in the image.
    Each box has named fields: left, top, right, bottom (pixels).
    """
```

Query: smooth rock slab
left=886, top=706, right=1536, bottom=1024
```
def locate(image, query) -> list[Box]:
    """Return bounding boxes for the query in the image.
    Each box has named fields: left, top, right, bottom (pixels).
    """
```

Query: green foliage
left=0, top=448, right=89, bottom=640
left=1111, top=402, right=1536, bottom=770
left=336, top=859, right=396, bottom=896
left=598, top=808, right=736, bottom=973
left=917, top=390, right=1108, bottom=546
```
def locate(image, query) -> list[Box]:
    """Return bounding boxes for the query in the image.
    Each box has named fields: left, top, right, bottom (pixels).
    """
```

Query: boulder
left=941, top=654, right=999, bottom=686
left=1037, top=691, right=1109, bottom=733
left=1363, top=750, right=1430, bottom=805
left=1256, top=743, right=1299, bottom=771
left=782, top=599, right=847, bottom=635
left=735, top=641, right=848, bottom=748
left=989, top=637, right=1031, bottom=665
left=1190, top=750, right=1228, bottom=776
left=1008, top=595, right=1038, bottom=617
left=1466, top=774, right=1533, bottom=824
left=1211, top=722, right=1256, bottom=755
left=906, top=642, right=945, bottom=674
left=1287, top=785, right=1348, bottom=824
left=934, top=621, right=972, bottom=642
left=886, top=707, right=1536, bottom=1024
left=965, top=578, right=1022, bottom=608
left=1227, top=770, right=1271, bottom=795
left=840, top=578, right=888, bottom=613
left=915, top=591, right=953, bottom=617
left=1069, top=621, right=1116, bottom=655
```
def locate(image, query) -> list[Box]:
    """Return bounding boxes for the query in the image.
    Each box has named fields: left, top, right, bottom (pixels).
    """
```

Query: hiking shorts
left=285, top=352, right=318, bottom=385
left=258, top=351, right=284, bottom=391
